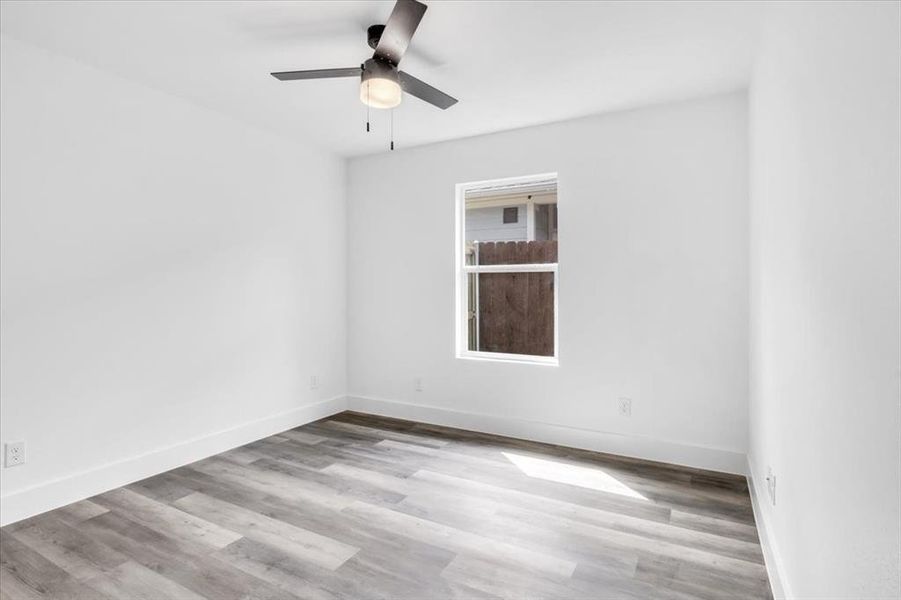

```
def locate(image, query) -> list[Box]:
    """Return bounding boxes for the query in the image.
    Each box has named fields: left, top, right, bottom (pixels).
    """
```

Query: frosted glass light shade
left=361, top=78, right=402, bottom=109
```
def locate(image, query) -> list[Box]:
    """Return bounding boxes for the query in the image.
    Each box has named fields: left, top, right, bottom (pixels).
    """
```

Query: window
left=456, top=173, right=558, bottom=365
left=502, top=207, right=519, bottom=224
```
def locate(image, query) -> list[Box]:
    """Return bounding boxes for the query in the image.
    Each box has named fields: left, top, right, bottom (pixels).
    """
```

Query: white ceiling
left=0, top=1, right=763, bottom=157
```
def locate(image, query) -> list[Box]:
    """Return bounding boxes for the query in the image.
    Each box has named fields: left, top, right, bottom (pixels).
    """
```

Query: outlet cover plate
left=4, top=441, right=25, bottom=468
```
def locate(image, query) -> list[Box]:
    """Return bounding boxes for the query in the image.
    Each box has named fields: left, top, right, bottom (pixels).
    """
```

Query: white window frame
left=455, top=172, right=559, bottom=366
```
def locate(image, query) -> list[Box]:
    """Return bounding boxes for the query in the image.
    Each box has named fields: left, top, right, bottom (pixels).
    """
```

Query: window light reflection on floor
left=502, top=452, right=647, bottom=500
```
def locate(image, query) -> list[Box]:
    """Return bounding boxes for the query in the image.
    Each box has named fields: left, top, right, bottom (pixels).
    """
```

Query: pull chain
left=390, top=108, right=394, bottom=151
left=366, top=81, right=371, bottom=132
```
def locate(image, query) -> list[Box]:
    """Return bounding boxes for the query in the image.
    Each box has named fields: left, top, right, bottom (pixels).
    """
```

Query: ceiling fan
left=270, top=0, right=457, bottom=111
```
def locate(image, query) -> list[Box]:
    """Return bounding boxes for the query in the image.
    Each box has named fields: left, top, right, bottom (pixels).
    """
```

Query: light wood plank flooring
left=1, top=412, right=773, bottom=599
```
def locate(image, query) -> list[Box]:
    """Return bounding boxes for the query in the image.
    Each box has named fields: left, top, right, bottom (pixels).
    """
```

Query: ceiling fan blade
left=398, top=71, right=457, bottom=109
left=271, top=67, right=362, bottom=81
left=373, top=0, right=427, bottom=66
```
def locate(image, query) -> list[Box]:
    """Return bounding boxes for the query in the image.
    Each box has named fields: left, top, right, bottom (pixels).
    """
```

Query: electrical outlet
left=309, top=375, right=319, bottom=390
left=766, top=466, right=776, bottom=506
left=617, top=397, right=632, bottom=417
left=4, top=441, right=25, bottom=468
left=414, top=377, right=423, bottom=392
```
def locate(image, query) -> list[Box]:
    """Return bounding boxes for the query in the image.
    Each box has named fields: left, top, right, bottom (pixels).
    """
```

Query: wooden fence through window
left=472, top=241, right=557, bottom=357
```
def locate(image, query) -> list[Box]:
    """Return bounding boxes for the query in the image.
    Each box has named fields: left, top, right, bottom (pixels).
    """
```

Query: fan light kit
left=271, top=0, right=457, bottom=150
left=360, top=58, right=402, bottom=109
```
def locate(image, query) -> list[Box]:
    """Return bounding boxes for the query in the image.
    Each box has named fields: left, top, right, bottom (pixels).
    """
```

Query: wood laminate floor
left=1, top=412, right=772, bottom=599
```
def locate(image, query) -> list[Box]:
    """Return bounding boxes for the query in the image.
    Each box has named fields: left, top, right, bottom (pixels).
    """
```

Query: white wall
left=748, top=2, right=901, bottom=598
left=347, top=93, right=750, bottom=472
left=0, top=36, right=347, bottom=524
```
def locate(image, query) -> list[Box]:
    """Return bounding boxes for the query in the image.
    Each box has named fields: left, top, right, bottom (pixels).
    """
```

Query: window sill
left=457, top=351, right=559, bottom=367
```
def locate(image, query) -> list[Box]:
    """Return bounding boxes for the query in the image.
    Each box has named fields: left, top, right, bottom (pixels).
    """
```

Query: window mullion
left=463, top=263, right=557, bottom=274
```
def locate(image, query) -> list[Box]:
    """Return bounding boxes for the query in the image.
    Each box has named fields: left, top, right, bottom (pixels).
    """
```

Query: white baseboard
left=747, top=456, right=791, bottom=599
left=1, top=395, right=749, bottom=527
left=347, top=395, right=747, bottom=475
left=0, top=396, right=348, bottom=526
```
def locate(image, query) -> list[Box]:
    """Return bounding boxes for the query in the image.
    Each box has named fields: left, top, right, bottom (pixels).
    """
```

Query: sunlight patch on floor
left=502, top=452, right=647, bottom=500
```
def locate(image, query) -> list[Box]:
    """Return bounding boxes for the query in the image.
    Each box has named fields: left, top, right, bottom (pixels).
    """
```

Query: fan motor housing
left=361, top=57, right=399, bottom=84
left=367, top=25, right=386, bottom=50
